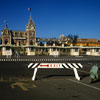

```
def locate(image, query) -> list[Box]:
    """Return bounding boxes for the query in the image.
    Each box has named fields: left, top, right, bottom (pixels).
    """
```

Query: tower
left=26, top=16, right=36, bottom=46
left=1, top=24, right=12, bottom=56
left=1, top=24, right=11, bottom=45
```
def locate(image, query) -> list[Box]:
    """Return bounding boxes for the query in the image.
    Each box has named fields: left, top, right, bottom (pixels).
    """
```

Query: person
left=15, top=50, right=20, bottom=58
left=89, top=64, right=99, bottom=83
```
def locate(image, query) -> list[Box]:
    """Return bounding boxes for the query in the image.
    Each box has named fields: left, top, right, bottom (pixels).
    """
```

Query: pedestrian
left=89, top=64, right=99, bottom=83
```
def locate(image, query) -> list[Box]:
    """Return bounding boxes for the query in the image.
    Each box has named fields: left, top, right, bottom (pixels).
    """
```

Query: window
left=96, top=49, right=99, bottom=52
left=75, top=48, right=78, bottom=52
left=15, top=32, right=17, bottom=37
left=5, top=39, right=8, bottom=44
left=20, top=33, right=23, bottom=37
left=30, top=40, right=33, bottom=45
left=6, top=47, right=10, bottom=50
left=30, top=32, right=33, bottom=36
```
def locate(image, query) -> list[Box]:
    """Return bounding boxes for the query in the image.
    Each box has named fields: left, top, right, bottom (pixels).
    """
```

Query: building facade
left=0, top=15, right=100, bottom=56
left=0, top=16, right=36, bottom=56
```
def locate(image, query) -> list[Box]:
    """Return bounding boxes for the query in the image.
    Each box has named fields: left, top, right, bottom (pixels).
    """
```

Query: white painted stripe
left=32, top=63, right=39, bottom=68
left=78, top=63, right=83, bottom=68
left=28, top=63, right=33, bottom=68
left=69, top=79, right=100, bottom=91
left=67, top=63, right=74, bottom=68
left=72, top=63, right=79, bottom=68
left=62, top=63, right=69, bottom=68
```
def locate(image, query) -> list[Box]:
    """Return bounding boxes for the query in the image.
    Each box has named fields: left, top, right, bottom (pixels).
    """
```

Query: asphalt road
left=0, top=56, right=100, bottom=100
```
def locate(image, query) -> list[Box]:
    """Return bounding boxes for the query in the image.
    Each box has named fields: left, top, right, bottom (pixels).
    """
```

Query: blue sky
left=0, top=0, right=100, bottom=39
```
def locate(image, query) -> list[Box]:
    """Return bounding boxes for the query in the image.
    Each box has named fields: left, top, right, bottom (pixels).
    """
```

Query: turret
left=26, top=16, right=36, bottom=46
left=26, top=16, right=35, bottom=31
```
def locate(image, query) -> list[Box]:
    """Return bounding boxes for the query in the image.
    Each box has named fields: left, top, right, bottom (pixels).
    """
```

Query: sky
left=0, top=0, right=100, bottom=39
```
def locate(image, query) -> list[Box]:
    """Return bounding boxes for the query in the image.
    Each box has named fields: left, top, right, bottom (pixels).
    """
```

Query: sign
left=6, top=50, right=12, bottom=55
left=53, top=51, right=59, bottom=57
left=28, top=63, right=83, bottom=81
left=39, top=63, right=63, bottom=68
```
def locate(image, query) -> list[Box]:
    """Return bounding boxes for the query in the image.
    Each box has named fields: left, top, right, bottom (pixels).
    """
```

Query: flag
left=28, top=8, right=31, bottom=11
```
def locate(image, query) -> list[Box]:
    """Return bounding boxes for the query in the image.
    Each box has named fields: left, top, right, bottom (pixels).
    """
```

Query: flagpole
left=30, top=9, right=31, bottom=17
left=28, top=8, right=31, bottom=17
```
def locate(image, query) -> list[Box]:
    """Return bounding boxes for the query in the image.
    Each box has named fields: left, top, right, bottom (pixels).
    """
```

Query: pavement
left=0, top=56, right=100, bottom=100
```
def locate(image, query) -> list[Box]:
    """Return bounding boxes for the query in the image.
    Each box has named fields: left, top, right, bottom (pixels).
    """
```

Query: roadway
left=0, top=56, right=100, bottom=100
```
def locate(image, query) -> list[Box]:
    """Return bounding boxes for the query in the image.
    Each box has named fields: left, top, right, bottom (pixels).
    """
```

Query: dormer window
left=6, top=30, right=8, bottom=34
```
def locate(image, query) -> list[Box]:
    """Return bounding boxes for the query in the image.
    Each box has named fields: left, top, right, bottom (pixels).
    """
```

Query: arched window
left=30, top=32, right=33, bottom=36
left=30, top=40, right=33, bottom=45
left=5, top=39, right=8, bottom=44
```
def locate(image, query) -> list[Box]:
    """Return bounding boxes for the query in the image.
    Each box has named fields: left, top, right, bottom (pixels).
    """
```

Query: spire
left=5, top=24, right=8, bottom=29
left=26, top=16, right=35, bottom=31
left=26, top=8, right=35, bottom=31
left=28, top=16, right=34, bottom=27
left=3, top=20, right=8, bottom=29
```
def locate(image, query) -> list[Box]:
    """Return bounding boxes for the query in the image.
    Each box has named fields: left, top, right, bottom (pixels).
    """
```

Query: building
left=0, top=16, right=36, bottom=56
left=0, top=15, right=100, bottom=56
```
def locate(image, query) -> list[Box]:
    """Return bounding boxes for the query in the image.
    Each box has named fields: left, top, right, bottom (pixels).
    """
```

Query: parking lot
left=0, top=75, right=100, bottom=100
left=0, top=56, right=100, bottom=100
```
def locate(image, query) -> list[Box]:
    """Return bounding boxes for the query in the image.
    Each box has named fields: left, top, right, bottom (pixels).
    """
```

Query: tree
left=67, top=34, right=78, bottom=45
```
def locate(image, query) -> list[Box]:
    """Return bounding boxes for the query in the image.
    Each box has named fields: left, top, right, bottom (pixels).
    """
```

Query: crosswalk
left=0, top=58, right=87, bottom=62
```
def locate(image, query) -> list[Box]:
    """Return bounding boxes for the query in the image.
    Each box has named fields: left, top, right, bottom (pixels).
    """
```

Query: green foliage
left=67, top=34, right=78, bottom=45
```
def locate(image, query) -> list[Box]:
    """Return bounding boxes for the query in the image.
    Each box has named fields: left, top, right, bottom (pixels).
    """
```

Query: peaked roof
left=27, top=16, right=34, bottom=27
